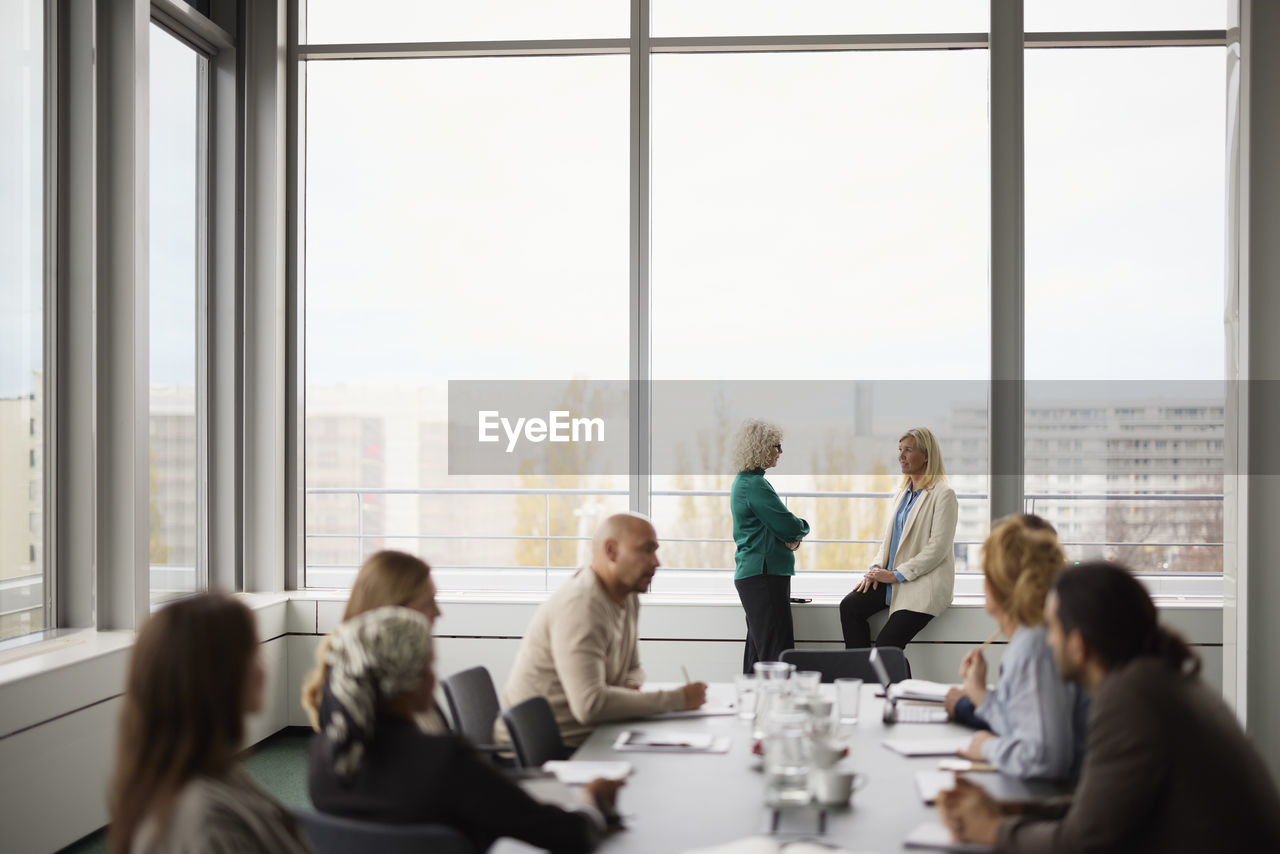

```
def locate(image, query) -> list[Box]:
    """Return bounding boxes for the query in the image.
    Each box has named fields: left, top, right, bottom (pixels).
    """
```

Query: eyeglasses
left=773, top=444, right=783, bottom=452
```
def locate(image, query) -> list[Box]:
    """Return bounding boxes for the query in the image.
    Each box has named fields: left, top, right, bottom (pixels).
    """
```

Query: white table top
left=496, top=684, right=1059, bottom=854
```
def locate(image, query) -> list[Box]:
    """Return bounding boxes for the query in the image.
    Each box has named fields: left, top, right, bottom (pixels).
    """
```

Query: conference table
left=495, top=684, right=1063, bottom=854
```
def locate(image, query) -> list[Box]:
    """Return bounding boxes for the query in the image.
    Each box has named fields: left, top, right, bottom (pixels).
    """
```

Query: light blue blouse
left=975, top=624, right=1089, bottom=782
left=883, top=484, right=922, bottom=605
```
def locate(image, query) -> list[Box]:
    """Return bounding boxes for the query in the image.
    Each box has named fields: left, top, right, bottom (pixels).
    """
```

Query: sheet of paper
left=889, top=679, right=953, bottom=703
left=915, top=770, right=956, bottom=805
left=541, top=760, right=633, bottom=784
left=903, top=822, right=995, bottom=852
left=613, top=730, right=732, bottom=753
left=881, top=736, right=970, bottom=757
left=647, top=704, right=737, bottom=719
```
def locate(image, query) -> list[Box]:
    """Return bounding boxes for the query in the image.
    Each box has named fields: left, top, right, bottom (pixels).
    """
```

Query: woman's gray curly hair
left=321, top=606, right=433, bottom=780
left=732, top=419, right=782, bottom=472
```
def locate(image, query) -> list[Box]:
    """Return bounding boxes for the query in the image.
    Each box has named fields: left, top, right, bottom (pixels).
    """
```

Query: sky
left=301, top=21, right=1226, bottom=390
left=1, top=1, right=1230, bottom=400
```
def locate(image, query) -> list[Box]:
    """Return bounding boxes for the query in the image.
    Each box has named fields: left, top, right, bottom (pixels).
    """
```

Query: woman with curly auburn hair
left=730, top=419, right=811, bottom=672
left=839, top=426, right=958, bottom=652
left=109, top=593, right=311, bottom=854
left=944, top=514, right=1088, bottom=782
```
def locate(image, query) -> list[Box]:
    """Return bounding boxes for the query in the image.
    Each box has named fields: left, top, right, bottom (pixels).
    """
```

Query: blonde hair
left=898, top=426, right=946, bottom=491
left=981, top=514, right=1065, bottom=627
left=732, top=419, right=783, bottom=472
left=301, top=550, right=434, bottom=730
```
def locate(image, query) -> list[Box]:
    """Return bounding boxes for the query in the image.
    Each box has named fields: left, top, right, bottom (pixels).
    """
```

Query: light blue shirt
left=975, top=624, right=1089, bottom=782
left=883, top=484, right=922, bottom=605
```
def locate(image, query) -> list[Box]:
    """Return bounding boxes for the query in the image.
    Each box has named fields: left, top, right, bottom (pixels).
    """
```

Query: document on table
left=647, top=703, right=737, bottom=719
left=613, top=729, right=732, bottom=753
left=541, top=760, right=633, bottom=784
left=888, top=679, right=954, bottom=703
left=882, top=736, right=970, bottom=757
left=903, top=822, right=996, bottom=852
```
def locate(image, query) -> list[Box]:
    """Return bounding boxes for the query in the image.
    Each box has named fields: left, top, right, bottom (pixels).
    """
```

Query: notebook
left=612, top=730, right=732, bottom=753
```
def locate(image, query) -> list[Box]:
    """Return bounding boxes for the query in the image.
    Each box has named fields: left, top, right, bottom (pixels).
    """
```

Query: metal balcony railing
left=303, top=487, right=1225, bottom=580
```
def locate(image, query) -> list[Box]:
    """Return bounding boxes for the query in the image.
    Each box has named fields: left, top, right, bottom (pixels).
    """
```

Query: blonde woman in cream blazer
left=839, top=427, right=958, bottom=650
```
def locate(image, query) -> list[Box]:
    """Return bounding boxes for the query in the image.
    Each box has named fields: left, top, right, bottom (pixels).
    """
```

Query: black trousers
left=735, top=573, right=794, bottom=674
left=838, top=586, right=933, bottom=650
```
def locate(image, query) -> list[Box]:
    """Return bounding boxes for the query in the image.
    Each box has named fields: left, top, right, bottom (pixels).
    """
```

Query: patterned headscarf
left=320, top=605, right=434, bottom=780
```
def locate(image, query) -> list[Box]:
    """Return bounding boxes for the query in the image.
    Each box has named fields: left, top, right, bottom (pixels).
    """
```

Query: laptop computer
left=870, top=647, right=949, bottom=724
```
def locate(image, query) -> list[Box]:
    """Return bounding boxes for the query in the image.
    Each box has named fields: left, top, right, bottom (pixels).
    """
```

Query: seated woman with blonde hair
left=109, top=593, right=311, bottom=854
left=946, top=514, right=1088, bottom=782
left=302, top=549, right=446, bottom=734
left=308, top=606, right=619, bottom=853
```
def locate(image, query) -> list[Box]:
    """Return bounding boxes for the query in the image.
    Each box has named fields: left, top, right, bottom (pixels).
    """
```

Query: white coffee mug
left=808, top=768, right=867, bottom=806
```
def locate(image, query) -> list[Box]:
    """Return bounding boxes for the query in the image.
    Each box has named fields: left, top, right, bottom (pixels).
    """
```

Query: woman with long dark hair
left=108, top=593, right=310, bottom=854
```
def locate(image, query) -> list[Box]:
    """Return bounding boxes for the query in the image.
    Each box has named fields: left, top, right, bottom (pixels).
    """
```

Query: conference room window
left=296, top=3, right=1229, bottom=594
left=0, top=0, right=45, bottom=641
left=1024, top=44, right=1226, bottom=575
left=301, top=53, right=630, bottom=591
left=649, top=48, right=991, bottom=589
left=148, top=22, right=210, bottom=602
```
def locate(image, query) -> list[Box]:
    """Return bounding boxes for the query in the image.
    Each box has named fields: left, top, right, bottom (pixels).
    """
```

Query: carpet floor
left=56, top=727, right=314, bottom=854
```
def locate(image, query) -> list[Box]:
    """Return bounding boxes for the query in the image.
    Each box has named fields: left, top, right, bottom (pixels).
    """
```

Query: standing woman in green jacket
left=731, top=419, right=811, bottom=673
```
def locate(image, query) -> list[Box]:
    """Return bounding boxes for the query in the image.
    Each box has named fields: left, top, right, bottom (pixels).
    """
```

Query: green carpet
left=56, top=727, right=314, bottom=854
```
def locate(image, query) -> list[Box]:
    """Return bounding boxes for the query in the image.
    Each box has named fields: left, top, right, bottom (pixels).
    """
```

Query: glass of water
left=763, top=709, right=811, bottom=806
left=835, top=677, right=863, bottom=725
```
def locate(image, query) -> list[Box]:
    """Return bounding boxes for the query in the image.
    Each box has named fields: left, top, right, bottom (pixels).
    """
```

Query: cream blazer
left=871, top=480, right=958, bottom=617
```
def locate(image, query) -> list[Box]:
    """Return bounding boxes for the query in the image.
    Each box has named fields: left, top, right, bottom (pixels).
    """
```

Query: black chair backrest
left=779, top=646, right=912, bottom=683
left=500, top=695, right=571, bottom=768
left=441, top=666, right=502, bottom=747
left=291, top=808, right=476, bottom=854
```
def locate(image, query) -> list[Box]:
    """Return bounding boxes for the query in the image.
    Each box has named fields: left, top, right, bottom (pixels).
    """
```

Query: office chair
left=291, top=808, right=476, bottom=854
left=779, top=646, right=912, bottom=683
left=440, top=666, right=506, bottom=762
left=500, top=695, right=571, bottom=768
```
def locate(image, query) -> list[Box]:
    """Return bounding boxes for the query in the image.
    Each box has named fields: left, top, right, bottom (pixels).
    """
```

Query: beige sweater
left=498, top=567, right=686, bottom=748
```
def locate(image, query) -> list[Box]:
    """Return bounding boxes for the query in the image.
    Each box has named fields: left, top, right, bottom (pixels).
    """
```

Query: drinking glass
left=835, top=677, right=863, bottom=724
left=763, top=709, right=811, bottom=806
left=793, top=670, right=822, bottom=700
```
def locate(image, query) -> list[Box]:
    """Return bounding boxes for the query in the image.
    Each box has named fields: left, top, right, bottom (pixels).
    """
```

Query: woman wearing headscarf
left=301, top=549, right=447, bottom=734
left=308, top=606, right=619, bottom=854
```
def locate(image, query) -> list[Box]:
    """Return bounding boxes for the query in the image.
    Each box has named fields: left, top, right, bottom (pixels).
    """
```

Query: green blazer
left=730, top=469, right=811, bottom=580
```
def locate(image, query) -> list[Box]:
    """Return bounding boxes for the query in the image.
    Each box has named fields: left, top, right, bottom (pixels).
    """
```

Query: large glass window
left=0, top=0, right=44, bottom=639
left=303, top=56, right=629, bottom=590
left=297, top=5, right=1228, bottom=592
left=650, top=49, right=990, bottom=589
left=1024, top=46, right=1226, bottom=573
left=149, top=23, right=208, bottom=602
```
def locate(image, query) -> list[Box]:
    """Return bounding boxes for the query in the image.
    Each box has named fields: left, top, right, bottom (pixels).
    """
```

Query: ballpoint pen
left=681, top=666, right=692, bottom=684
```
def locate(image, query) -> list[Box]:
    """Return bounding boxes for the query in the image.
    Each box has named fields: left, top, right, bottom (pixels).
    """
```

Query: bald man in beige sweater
left=498, top=514, right=708, bottom=748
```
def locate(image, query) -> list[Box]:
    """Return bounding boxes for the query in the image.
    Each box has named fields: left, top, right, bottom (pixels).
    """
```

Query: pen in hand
left=681, top=666, right=692, bottom=685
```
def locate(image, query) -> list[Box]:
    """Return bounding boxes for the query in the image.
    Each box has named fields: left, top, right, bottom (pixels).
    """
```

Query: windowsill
left=0, top=588, right=1225, bottom=741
